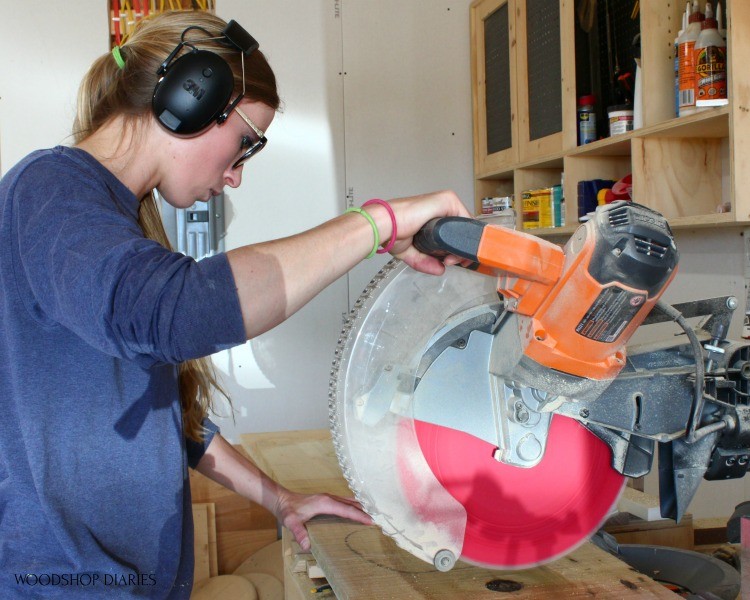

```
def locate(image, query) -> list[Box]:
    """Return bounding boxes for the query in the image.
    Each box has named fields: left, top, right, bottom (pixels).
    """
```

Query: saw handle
left=413, top=217, right=485, bottom=268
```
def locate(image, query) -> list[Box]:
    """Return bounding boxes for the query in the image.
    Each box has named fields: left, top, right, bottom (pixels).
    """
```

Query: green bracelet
left=345, top=207, right=380, bottom=259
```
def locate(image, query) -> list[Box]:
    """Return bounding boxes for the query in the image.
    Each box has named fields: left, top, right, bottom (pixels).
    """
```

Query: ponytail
left=73, top=11, right=279, bottom=441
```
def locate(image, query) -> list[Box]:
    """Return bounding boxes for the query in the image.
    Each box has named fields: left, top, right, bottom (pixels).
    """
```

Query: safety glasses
left=233, top=106, right=268, bottom=169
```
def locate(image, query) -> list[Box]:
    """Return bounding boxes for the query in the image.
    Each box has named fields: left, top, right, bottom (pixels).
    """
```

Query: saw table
left=241, top=429, right=679, bottom=599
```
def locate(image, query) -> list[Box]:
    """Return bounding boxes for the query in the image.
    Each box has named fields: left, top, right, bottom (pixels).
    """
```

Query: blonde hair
left=74, top=11, right=280, bottom=441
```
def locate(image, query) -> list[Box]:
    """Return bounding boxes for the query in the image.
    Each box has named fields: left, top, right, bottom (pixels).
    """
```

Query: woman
left=0, top=10, right=469, bottom=598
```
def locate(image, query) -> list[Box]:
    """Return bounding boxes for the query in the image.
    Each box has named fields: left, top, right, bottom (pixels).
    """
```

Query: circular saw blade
left=330, top=259, right=624, bottom=570
left=413, top=416, right=625, bottom=569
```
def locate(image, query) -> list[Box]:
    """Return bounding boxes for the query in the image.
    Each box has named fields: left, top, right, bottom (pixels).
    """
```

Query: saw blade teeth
left=328, top=259, right=406, bottom=547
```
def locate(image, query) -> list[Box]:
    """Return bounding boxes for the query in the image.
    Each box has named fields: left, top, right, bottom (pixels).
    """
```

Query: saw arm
left=414, top=216, right=564, bottom=314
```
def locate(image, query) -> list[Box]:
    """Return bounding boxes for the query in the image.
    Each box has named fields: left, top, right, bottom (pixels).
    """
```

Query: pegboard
left=484, top=4, right=513, bottom=154
left=526, top=0, right=562, bottom=141
left=595, top=0, right=640, bottom=111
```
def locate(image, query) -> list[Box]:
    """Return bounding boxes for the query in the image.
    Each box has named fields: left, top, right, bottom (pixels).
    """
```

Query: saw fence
left=241, top=429, right=680, bottom=599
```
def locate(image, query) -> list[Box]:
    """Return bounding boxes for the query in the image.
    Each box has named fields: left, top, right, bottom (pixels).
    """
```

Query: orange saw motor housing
left=415, top=201, right=679, bottom=384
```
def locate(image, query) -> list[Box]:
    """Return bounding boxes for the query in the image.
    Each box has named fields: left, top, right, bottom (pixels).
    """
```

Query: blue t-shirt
left=0, top=147, right=246, bottom=597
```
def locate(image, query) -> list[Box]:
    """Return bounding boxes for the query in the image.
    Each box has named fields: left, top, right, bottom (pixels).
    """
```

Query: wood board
left=241, top=429, right=679, bottom=599
left=308, top=518, right=677, bottom=599
left=193, top=502, right=218, bottom=585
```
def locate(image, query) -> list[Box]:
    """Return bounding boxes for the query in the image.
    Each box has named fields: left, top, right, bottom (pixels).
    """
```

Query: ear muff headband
left=152, top=20, right=259, bottom=135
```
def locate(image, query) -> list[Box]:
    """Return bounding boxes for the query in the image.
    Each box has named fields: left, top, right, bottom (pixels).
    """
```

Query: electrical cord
left=653, top=299, right=725, bottom=443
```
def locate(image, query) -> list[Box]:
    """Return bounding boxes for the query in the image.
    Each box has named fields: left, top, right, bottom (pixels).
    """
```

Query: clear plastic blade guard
left=329, top=261, right=500, bottom=570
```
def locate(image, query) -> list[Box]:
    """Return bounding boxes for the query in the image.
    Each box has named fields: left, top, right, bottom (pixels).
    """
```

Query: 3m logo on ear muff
left=151, top=20, right=259, bottom=135
left=182, top=79, right=206, bottom=101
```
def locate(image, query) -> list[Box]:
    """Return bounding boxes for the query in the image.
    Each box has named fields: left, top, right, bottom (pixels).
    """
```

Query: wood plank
left=693, top=517, right=729, bottom=547
left=559, top=0, right=576, bottom=150
left=639, top=1, right=683, bottom=126
left=308, top=519, right=678, bottom=599
left=206, top=503, right=218, bottom=577
left=242, top=430, right=680, bottom=599
left=617, top=487, right=661, bottom=522
left=193, top=503, right=212, bottom=586
left=604, top=514, right=694, bottom=551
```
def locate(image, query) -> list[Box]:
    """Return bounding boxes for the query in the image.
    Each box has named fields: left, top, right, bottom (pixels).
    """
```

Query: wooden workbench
left=241, top=429, right=678, bottom=599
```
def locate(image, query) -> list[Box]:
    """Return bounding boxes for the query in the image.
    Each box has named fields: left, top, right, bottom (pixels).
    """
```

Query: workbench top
left=241, top=429, right=678, bottom=599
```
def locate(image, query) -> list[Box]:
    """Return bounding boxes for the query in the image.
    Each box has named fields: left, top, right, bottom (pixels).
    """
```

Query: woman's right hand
left=385, top=190, right=474, bottom=275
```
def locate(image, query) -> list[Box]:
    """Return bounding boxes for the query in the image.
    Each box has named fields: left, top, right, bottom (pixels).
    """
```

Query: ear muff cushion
left=152, top=50, right=234, bottom=134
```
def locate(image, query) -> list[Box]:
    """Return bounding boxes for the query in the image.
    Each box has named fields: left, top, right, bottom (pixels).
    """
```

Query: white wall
left=210, top=0, right=474, bottom=439
left=1, top=1, right=747, bottom=519
left=207, top=1, right=350, bottom=438
left=0, top=1, right=474, bottom=441
left=0, top=1, right=109, bottom=169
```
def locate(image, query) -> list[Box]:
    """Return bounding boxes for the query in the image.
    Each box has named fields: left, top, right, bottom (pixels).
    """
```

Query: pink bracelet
left=362, top=199, right=397, bottom=254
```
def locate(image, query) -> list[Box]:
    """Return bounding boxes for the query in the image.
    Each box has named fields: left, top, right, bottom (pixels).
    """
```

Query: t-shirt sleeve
left=186, top=418, right=220, bottom=469
left=10, top=157, right=246, bottom=365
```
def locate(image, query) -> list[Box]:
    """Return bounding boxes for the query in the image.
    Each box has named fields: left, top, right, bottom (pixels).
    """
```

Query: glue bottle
left=694, top=2, right=727, bottom=108
left=678, top=0, right=704, bottom=116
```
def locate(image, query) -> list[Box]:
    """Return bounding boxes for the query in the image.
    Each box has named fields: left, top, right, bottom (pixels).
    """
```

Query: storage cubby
left=470, top=0, right=747, bottom=234
left=476, top=175, right=515, bottom=204
left=633, top=136, right=725, bottom=222
left=564, top=152, right=631, bottom=224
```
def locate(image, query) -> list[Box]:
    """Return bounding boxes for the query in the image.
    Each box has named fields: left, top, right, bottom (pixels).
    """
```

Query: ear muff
left=152, top=48, right=234, bottom=135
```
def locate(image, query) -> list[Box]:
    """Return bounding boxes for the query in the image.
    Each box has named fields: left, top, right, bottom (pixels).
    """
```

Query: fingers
left=396, top=248, right=446, bottom=275
left=289, top=521, right=311, bottom=551
left=316, top=494, right=373, bottom=525
left=280, top=493, right=374, bottom=549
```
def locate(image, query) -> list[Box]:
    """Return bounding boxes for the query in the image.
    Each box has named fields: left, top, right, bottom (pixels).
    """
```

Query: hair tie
left=112, top=46, right=126, bottom=70
left=362, top=199, right=397, bottom=254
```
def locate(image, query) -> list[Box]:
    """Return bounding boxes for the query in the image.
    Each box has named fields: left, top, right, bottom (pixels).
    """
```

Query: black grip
left=413, top=217, right=487, bottom=262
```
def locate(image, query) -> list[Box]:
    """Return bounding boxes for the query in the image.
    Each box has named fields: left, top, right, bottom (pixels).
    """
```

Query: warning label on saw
left=575, top=287, right=646, bottom=343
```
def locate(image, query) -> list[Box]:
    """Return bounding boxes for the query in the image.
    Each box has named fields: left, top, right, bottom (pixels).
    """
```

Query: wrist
left=361, top=199, right=397, bottom=254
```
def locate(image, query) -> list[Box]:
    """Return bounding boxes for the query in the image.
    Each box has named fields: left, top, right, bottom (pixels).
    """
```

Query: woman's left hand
left=273, top=488, right=373, bottom=551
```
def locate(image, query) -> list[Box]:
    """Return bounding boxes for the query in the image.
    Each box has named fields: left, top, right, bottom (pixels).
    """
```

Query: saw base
left=242, top=429, right=679, bottom=599
left=413, top=415, right=626, bottom=569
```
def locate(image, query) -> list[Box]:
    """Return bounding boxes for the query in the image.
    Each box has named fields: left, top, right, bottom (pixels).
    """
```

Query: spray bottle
left=716, top=2, right=726, bottom=40
left=678, top=0, right=704, bottom=116
left=695, top=2, right=727, bottom=108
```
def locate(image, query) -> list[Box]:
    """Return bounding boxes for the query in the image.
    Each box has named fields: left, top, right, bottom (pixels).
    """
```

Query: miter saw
left=329, top=201, right=750, bottom=571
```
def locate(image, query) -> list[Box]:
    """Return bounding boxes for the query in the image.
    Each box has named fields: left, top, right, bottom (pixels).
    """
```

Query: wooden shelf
left=471, top=0, right=743, bottom=236
left=668, top=212, right=739, bottom=229
left=636, top=107, right=730, bottom=140
left=568, top=135, right=632, bottom=157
